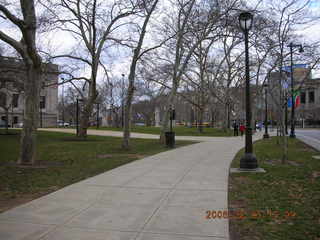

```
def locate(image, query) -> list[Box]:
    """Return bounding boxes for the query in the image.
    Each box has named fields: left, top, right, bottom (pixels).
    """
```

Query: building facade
left=269, top=67, right=320, bottom=126
left=0, top=57, right=59, bottom=127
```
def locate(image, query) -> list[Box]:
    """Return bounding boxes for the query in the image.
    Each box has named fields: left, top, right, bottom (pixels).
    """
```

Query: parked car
left=0, top=119, right=6, bottom=128
left=17, top=122, right=23, bottom=128
left=134, top=122, right=145, bottom=126
left=57, top=120, right=70, bottom=127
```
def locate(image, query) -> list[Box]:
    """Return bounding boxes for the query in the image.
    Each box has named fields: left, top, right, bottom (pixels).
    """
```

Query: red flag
left=295, top=95, right=300, bottom=108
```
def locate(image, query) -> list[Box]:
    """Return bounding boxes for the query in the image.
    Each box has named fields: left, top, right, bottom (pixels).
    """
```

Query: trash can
left=165, top=131, right=175, bottom=148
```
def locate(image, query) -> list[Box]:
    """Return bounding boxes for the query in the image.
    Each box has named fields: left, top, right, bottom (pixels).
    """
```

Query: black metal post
left=40, top=108, right=43, bottom=128
left=170, top=107, right=173, bottom=132
left=240, top=26, right=258, bottom=169
left=11, top=104, right=14, bottom=128
left=62, top=83, right=65, bottom=123
left=96, top=103, right=100, bottom=129
left=285, top=95, right=288, bottom=135
left=263, top=85, right=269, bottom=138
left=76, top=99, right=79, bottom=136
left=289, top=43, right=296, bottom=138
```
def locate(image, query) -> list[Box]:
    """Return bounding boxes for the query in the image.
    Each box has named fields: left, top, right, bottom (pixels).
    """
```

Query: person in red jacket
left=239, top=124, right=246, bottom=137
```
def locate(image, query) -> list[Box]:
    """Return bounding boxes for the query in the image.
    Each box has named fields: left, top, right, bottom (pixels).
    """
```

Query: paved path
left=296, top=129, right=320, bottom=151
left=0, top=129, right=265, bottom=240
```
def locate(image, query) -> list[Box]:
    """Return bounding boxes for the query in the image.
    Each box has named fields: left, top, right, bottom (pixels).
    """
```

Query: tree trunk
left=78, top=100, right=94, bottom=139
left=198, top=107, right=203, bottom=133
left=223, top=102, right=228, bottom=132
left=78, top=61, right=98, bottom=139
left=122, top=0, right=159, bottom=149
left=5, top=108, right=9, bottom=134
left=160, top=86, right=177, bottom=143
left=227, top=103, right=231, bottom=129
left=18, top=66, right=41, bottom=165
left=145, top=118, right=152, bottom=127
left=122, top=74, right=134, bottom=150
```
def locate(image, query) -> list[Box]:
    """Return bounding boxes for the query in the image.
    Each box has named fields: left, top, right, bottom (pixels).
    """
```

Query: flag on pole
left=287, top=90, right=300, bottom=108
left=294, top=90, right=300, bottom=108
left=282, top=64, right=308, bottom=73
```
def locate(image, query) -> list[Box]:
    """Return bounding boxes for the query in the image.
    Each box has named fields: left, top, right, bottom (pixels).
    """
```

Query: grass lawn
left=0, top=129, right=195, bottom=213
left=229, top=137, right=320, bottom=240
left=90, top=126, right=234, bottom=137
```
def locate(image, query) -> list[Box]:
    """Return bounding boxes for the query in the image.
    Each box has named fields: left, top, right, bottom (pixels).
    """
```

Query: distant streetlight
left=96, top=102, right=100, bottom=129
left=263, top=83, right=269, bottom=139
left=238, top=11, right=258, bottom=169
left=288, top=43, right=303, bottom=138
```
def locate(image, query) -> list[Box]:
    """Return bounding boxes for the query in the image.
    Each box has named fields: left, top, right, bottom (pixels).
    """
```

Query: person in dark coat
left=233, top=121, right=239, bottom=136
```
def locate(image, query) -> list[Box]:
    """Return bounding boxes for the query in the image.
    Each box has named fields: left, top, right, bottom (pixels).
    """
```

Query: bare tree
left=43, top=0, right=140, bottom=139
left=0, top=1, right=43, bottom=165
left=260, top=0, right=315, bottom=163
left=122, top=0, right=160, bottom=149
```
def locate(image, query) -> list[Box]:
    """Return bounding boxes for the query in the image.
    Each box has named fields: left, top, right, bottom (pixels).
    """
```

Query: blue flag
left=282, top=64, right=308, bottom=73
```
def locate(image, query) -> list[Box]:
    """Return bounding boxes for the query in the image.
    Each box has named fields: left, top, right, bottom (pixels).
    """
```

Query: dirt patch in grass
left=264, top=159, right=282, bottom=165
left=60, top=137, right=103, bottom=142
left=5, top=161, right=66, bottom=169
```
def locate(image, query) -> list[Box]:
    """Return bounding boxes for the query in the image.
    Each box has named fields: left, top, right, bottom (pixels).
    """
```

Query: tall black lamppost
left=288, top=43, right=303, bottom=138
left=239, top=12, right=258, bottom=169
left=263, top=83, right=269, bottom=139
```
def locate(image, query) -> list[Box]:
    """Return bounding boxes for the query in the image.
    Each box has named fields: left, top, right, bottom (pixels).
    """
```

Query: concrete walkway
left=0, top=129, right=265, bottom=240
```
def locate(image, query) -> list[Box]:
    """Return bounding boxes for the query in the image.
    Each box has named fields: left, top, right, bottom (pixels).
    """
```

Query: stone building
left=269, top=66, right=320, bottom=126
left=0, top=57, right=59, bottom=127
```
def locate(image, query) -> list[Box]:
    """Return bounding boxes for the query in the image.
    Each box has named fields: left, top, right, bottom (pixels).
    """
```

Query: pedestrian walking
left=239, top=124, right=245, bottom=137
left=233, top=121, right=239, bottom=136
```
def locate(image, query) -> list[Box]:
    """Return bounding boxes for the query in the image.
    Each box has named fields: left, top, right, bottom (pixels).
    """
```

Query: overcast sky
left=1, top=0, right=320, bottom=86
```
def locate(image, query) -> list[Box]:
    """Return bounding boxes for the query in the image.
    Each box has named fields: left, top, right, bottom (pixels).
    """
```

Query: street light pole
left=96, top=103, right=100, bottom=129
left=76, top=98, right=79, bottom=136
left=239, top=11, right=258, bottom=170
left=263, top=83, right=269, bottom=139
left=289, top=43, right=295, bottom=138
left=288, top=43, right=303, bottom=138
left=285, top=96, right=288, bottom=135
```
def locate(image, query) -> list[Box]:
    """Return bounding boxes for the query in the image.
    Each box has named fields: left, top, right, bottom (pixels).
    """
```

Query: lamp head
left=239, top=11, right=253, bottom=32
left=299, top=45, right=304, bottom=53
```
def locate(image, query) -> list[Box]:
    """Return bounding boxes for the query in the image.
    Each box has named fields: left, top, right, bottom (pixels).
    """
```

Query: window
left=309, top=91, right=315, bottom=103
left=12, top=94, right=19, bottom=108
left=0, top=92, right=6, bottom=106
left=13, top=116, right=18, bottom=124
left=301, top=92, right=306, bottom=104
left=40, top=96, right=46, bottom=109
